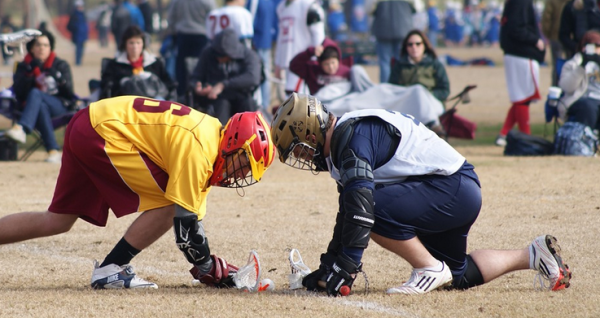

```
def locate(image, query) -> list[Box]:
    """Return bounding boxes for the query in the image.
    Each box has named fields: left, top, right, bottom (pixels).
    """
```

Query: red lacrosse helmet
left=209, top=111, right=276, bottom=188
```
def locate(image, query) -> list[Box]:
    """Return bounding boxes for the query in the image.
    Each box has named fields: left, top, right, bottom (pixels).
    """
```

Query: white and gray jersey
left=206, top=6, right=254, bottom=41
left=326, top=109, right=465, bottom=184
left=274, top=0, right=325, bottom=68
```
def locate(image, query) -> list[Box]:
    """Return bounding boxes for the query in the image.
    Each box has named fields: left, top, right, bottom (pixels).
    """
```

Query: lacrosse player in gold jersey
left=0, top=95, right=276, bottom=289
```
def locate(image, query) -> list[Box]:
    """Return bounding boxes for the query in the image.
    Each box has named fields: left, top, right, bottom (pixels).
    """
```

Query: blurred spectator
left=326, top=0, right=347, bottom=41
left=274, top=0, right=325, bottom=95
left=444, top=2, right=465, bottom=47
left=388, top=29, right=449, bottom=102
left=190, top=29, right=261, bottom=124
left=289, top=38, right=352, bottom=95
left=96, top=1, right=112, bottom=47
left=371, top=0, right=414, bottom=83
left=426, top=1, right=440, bottom=48
left=111, top=0, right=145, bottom=48
left=100, top=26, right=175, bottom=100
left=67, top=0, right=89, bottom=66
left=495, top=0, right=545, bottom=146
left=159, top=34, right=177, bottom=80
left=167, top=0, right=216, bottom=97
left=482, top=1, right=501, bottom=47
left=246, top=0, right=278, bottom=118
left=136, top=0, right=155, bottom=34
left=1, top=15, right=17, bottom=65
left=207, top=0, right=254, bottom=45
left=6, top=30, right=76, bottom=163
left=387, top=29, right=447, bottom=136
left=557, top=30, right=600, bottom=130
left=541, top=0, right=570, bottom=86
left=559, top=0, right=600, bottom=59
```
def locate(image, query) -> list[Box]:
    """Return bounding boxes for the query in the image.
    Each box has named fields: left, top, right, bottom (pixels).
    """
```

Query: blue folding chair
left=544, top=58, right=567, bottom=137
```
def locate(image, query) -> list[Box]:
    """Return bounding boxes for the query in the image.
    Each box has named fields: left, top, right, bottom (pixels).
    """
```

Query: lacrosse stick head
left=288, top=248, right=312, bottom=289
left=233, top=250, right=262, bottom=292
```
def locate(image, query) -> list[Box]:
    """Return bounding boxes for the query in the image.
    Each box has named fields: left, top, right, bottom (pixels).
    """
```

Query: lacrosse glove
left=190, top=255, right=239, bottom=288
left=302, top=252, right=337, bottom=292
left=326, top=253, right=361, bottom=297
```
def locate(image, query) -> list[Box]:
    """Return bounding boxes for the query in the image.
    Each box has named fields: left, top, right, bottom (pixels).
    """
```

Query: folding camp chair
left=439, top=85, right=478, bottom=140
left=0, top=87, right=89, bottom=161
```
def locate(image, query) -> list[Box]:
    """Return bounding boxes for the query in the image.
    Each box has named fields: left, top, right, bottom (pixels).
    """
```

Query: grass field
left=0, top=40, right=599, bottom=318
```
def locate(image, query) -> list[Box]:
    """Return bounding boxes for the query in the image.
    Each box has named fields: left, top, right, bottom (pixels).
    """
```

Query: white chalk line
left=329, top=298, right=422, bottom=318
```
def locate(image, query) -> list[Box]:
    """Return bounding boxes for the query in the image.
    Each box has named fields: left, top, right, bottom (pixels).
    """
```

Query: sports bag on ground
left=553, top=122, right=598, bottom=156
left=504, top=130, right=554, bottom=156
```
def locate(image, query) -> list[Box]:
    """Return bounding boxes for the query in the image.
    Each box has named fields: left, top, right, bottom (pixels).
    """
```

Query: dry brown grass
left=0, top=41, right=599, bottom=318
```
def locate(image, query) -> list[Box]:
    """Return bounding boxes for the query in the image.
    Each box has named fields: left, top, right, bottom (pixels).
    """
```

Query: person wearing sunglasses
left=388, top=29, right=449, bottom=135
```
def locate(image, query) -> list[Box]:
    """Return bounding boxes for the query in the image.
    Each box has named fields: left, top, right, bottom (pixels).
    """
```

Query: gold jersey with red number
left=89, top=96, right=222, bottom=219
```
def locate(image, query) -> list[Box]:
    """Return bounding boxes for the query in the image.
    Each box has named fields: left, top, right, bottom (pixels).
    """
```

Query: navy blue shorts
left=371, top=162, right=482, bottom=279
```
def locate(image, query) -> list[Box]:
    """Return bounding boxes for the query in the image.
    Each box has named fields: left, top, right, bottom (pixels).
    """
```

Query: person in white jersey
left=206, top=0, right=254, bottom=47
left=270, top=93, right=573, bottom=296
left=274, top=0, right=325, bottom=95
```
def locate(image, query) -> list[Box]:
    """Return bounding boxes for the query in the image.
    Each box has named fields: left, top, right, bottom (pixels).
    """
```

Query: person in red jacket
left=289, top=38, right=352, bottom=95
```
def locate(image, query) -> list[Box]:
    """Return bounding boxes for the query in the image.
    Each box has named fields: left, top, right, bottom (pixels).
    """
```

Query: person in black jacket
left=5, top=30, right=76, bottom=163
left=100, top=25, right=175, bottom=100
left=495, top=0, right=545, bottom=147
left=190, top=28, right=261, bottom=125
left=559, top=0, right=600, bottom=58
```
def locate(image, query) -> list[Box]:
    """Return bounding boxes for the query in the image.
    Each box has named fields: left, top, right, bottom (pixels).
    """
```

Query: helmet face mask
left=270, top=93, right=330, bottom=172
left=210, top=112, right=275, bottom=188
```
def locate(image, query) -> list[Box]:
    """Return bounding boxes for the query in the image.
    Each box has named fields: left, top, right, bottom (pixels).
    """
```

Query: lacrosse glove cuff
left=190, top=255, right=239, bottom=288
left=326, top=253, right=361, bottom=296
left=302, top=252, right=337, bottom=291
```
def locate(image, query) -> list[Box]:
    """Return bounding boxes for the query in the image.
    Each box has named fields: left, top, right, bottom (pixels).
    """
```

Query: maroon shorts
left=48, top=107, right=169, bottom=226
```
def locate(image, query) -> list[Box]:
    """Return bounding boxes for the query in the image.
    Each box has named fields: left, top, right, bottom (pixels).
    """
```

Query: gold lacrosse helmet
left=270, top=93, right=331, bottom=171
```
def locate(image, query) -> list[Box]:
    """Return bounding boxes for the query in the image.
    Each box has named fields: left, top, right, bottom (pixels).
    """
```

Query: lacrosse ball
left=259, top=278, right=275, bottom=291
left=340, top=285, right=350, bottom=296
left=191, top=279, right=201, bottom=287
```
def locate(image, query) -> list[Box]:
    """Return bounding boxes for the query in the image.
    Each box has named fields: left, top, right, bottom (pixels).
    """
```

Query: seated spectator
left=190, top=28, right=261, bottom=125
left=289, top=38, right=373, bottom=98
left=388, top=29, right=449, bottom=134
left=5, top=30, right=76, bottom=163
left=289, top=38, right=351, bottom=95
left=557, top=30, right=600, bottom=130
left=100, top=25, right=175, bottom=100
left=388, top=29, right=450, bottom=102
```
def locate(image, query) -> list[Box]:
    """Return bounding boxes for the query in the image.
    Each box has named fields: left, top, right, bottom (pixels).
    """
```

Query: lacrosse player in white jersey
left=207, top=0, right=254, bottom=47
left=270, top=93, right=572, bottom=296
left=274, top=0, right=325, bottom=95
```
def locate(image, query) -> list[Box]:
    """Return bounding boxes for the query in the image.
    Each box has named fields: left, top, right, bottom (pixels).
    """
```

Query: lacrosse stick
left=233, top=250, right=262, bottom=292
left=0, top=29, right=42, bottom=56
left=288, top=248, right=312, bottom=289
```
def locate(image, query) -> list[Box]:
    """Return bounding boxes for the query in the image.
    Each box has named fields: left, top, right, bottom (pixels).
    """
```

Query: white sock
left=416, top=260, right=444, bottom=272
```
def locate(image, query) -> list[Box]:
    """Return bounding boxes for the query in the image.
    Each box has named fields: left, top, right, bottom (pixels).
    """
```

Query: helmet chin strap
left=312, top=144, right=329, bottom=172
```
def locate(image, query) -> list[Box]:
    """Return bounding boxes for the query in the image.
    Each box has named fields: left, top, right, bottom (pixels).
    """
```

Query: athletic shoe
left=530, top=235, right=572, bottom=291
left=91, top=260, right=158, bottom=289
left=6, top=124, right=26, bottom=144
left=45, top=150, right=61, bottom=164
left=386, top=261, right=453, bottom=295
left=495, top=135, right=507, bottom=147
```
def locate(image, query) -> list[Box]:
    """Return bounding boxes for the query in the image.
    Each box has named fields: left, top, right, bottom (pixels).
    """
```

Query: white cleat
left=387, top=262, right=453, bottom=295
left=91, top=260, right=158, bottom=289
left=530, top=235, right=572, bottom=291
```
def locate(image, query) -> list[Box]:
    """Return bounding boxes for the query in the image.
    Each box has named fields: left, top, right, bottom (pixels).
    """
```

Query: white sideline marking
left=328, top=298, right=422, bottom=318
